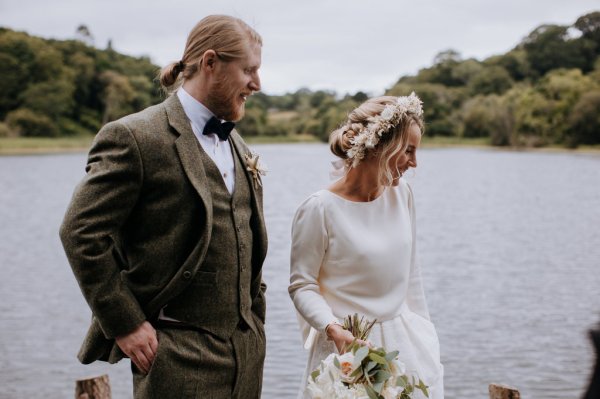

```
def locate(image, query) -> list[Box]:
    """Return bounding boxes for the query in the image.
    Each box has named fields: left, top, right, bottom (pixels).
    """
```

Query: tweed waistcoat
left=163, top=140, right=255, bottom=339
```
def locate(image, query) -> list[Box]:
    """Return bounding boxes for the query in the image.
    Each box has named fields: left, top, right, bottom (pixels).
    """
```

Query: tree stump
left=75, top=374, right=111, bottom=399
left=489, top=383, right=520, bottom=399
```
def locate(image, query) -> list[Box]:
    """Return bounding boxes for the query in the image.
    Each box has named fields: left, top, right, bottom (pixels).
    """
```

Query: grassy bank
left=0, top=136, right=94, bottom=155
left=420, top=136, right=490, bottom=148
left=2, top=135, right=598, bottom=156
left=0, top=134, right=321, bottom=155
left=245, top=134, right=320, bottom=144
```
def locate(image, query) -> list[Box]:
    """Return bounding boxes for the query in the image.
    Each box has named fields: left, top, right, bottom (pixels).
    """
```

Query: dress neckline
left=322, top=187, right=388, bottom=204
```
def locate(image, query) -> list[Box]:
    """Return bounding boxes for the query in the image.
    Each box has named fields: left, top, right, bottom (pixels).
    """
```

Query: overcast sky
left=1, top=0, right=598, bottom=95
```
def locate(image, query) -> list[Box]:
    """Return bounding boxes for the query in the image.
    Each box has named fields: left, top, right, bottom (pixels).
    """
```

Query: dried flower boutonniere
left=245, top=152, right=268, bottom=189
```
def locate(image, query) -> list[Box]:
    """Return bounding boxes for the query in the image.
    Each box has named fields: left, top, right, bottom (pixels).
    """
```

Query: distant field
left=267, top=110, right=298, bottom=122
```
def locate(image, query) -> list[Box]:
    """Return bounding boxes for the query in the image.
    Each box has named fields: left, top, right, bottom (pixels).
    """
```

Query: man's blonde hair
left=159, top=15, right=262, bottom=91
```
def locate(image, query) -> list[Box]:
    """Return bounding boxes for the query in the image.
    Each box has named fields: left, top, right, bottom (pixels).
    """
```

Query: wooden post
left=489, top=383, right=520, bottom=399
left=75, top=374, right=111, bottom=399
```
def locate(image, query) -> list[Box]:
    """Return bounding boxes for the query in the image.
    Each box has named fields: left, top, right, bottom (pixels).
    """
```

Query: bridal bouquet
left=307, top=314, right=429, bottom=399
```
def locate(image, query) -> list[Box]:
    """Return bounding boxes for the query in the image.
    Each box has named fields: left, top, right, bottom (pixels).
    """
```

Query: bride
left=288, top=93, right=444, bottom=398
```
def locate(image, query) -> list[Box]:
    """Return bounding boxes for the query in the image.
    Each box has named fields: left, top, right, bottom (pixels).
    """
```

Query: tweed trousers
left=132, top=321, right=266, bottom=398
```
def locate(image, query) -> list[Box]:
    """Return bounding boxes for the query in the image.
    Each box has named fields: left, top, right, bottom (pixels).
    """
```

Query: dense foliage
left=382, top=11, right=600, bottom=148
left=0, top=26, right=161, bottom=138
left=1, top=11, right=599, bottom=147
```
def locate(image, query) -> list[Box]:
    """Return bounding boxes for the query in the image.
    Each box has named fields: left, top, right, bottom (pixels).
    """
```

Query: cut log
left=489, top=383, right=520, bottom=399
left=75, top=374, right=111, bottom=399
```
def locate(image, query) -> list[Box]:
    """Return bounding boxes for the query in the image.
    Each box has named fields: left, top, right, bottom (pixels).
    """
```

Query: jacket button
left=183, top=271, right=192, bottom=279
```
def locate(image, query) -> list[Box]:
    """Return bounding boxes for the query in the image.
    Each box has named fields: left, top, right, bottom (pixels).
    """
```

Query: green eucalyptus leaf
left=373, top=381, right=384, bottom=394
left=350, top=367, right=363, bottom=378
left=333, top=356, right=341, bottom=369
left=396, top=375, right=408, bottom=387
left=374, top=370, right=391, bottom=383
left=385, top=350, right=399, bottom=361
left=365, top=384, right=381, bottom=399
left=368, top=352, right=387, bottom=364
left=310, top=369, right=320, bottom=381
left=418, top=380, right=430, bottom=397
left=365, top=361, right=378, bottom=373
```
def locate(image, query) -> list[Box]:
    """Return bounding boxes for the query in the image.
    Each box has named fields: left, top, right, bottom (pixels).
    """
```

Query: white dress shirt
left=177, top=88, right=235, bottom=194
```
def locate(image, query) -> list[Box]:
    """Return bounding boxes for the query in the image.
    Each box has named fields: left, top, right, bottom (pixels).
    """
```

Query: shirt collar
left=177, top=87, right=215, bottom=136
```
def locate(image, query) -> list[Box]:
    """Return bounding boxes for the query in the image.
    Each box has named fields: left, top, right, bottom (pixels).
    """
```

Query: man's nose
left=249, top=73, right=261, bottom=92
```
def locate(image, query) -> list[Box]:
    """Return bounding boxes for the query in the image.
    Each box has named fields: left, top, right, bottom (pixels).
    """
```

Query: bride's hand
left=325, top=323, right=370, bottom=354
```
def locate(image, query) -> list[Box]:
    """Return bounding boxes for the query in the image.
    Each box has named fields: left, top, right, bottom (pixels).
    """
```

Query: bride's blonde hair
left=330, top=95, right=424, bottom=185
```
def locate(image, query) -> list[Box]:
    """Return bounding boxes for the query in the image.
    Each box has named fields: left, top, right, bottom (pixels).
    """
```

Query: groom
left=60, top=15, right=268, bottom=398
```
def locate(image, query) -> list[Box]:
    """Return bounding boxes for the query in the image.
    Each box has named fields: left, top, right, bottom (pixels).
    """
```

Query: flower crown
left=345, top=92, right=423, bottom=167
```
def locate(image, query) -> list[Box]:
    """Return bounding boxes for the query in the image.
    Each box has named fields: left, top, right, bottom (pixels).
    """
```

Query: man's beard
left=206, top=77, right=245, bottom=122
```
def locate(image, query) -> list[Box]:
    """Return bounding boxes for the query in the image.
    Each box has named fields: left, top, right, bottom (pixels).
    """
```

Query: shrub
left=0, top=121, right=15, bottom=137
left=5, top=108, right=59, bottom=137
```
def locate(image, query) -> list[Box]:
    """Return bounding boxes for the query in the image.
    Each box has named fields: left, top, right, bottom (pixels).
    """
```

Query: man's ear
left=200, top=49, right=218, bottom=71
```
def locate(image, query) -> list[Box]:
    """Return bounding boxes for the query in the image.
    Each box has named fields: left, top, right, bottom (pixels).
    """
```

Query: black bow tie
left=202, top=116, right=235, bottom=141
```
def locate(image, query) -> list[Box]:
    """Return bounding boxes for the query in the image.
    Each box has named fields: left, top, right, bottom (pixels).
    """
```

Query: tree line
left=0, top=26, right=161, bottom=138
left=1, top=11, right=599, bottom=148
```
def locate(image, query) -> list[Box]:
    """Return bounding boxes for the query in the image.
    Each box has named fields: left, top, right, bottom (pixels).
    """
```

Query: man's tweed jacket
left=59, top=94, right=268, bottom=364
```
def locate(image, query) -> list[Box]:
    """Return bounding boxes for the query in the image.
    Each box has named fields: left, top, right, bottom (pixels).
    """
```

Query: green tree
left=538, top=68, right=598, bottom=141
left=417, top=49, right=464, bottom=86
left=0, top=52, right=26, bottom=117
left=469, top=66, right=513, bottom=95
left=236, top=106, right=267, bottom=137
left=450, top=59, right=483, bottom=86
left=522, top=24, right=589, bottom=76
left=20, top=79, right=76, bottom=120
left=565, top=89, right=600, bottom=146
left=387, top=82, right=465, bottom=136
left=503, top=85, right=553, bottom=146
left=75, top=24, right=94, bottom=46
left=486, top=50, right=533, bottom=81
left=100, top=71, right=135, bottom=124
left=460, top=95, right=512, bottom=145
left=571, top=12, right=600, bottom=72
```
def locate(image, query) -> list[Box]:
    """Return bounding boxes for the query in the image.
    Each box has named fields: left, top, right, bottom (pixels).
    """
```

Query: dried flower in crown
left=346, top=92, right=423, bottom=168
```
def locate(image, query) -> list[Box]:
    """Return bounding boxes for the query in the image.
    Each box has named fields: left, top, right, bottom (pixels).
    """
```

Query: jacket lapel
left=164, top=95, right=213, bottom=228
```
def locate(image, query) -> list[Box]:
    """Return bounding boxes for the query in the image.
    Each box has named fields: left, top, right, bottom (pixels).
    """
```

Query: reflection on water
left=0, top=145, right=598, bottom=398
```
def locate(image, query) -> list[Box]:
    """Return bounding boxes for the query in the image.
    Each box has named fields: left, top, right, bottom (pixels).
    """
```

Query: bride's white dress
left=289, top=180, right=444, bottom=398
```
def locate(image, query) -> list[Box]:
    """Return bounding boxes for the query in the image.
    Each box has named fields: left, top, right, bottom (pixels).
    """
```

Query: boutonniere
left=245, top=152, right=268, bottom=189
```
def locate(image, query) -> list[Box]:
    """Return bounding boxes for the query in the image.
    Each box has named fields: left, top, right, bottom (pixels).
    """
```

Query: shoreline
left=1, top=136, right=599, bottom=156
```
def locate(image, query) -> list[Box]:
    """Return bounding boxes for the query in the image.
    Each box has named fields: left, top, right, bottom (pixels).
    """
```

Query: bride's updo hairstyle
left=329, top=94, right=424, bottom=185
left=158, top=15, right=262, bottom=93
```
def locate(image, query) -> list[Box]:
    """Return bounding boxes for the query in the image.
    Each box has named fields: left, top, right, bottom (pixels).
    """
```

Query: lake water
left=0, top=144, right=598, bottom=399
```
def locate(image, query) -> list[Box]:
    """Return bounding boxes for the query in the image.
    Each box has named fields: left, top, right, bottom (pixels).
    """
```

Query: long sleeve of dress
left=405, top=183, right=430, bottom=321
left=289, top=194, right=337, bottom=338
